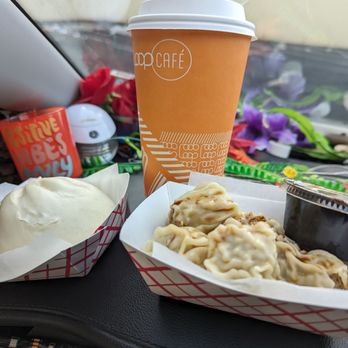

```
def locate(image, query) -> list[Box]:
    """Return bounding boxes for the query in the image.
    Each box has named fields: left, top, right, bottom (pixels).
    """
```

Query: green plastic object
left=300, top=175, right=347, bottom=192
left=115, top=134, right=142, bottom=160
left=257, top=162, right=309, bottom=173
left=81, top=161, right=142, bottom=177
left=225, top=158, right=348, bottom=192
left=225, top=158, right=282, bottom=184
left=82, top=164, right=111, bottom=177
left=124, top=137, right=142, bottom=159
left=117, top=162, right=142, bottom=174
left=81, top=156, right=112, bottom=168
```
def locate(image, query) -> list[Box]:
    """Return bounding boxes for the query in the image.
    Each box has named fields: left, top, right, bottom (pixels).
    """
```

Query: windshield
left=17, top=0, right=141, bottom=78
left=16, top=0, right=348, bottom=130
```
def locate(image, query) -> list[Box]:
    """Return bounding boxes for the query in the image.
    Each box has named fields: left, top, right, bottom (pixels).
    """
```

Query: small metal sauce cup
left=284, top=180, right=348, bottom=261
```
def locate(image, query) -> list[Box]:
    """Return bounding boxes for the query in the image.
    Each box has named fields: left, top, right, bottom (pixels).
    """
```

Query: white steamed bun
left=0, top=177, right=115, bottom=253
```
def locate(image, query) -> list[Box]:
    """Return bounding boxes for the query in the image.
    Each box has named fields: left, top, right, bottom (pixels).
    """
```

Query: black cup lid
left=285, top=180, right=348, bottom=214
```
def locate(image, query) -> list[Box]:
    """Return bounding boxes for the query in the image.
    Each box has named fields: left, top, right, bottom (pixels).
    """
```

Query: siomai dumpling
left=184, top=247, right=209, bottom=267
left=150, top=224, right=208, bottom=266
left=169, top=182, right=240, bottom=233
left=306, top=250, right=348, bottom=289
left=148, top=181, right=348, bottom=290
left=204, top=222, right=279, bottom=280
left=229, top=212, right=285, bottom=236
left=277, top=241, right=348, bottom=289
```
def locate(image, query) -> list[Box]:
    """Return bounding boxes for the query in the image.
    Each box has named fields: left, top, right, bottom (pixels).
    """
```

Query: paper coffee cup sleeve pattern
left=0, top=165, right=129, bottom=282
left=120, top=175, right=348, bottom=337
left=138, top=117, right=191, bottom=195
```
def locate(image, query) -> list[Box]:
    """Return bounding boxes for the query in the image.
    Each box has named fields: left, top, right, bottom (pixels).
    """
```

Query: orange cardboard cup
left=132, top=28, right=252, bottom=195
left=0, top=107, right=82, bottom=180
left=129, top=0, right=255, bottom=196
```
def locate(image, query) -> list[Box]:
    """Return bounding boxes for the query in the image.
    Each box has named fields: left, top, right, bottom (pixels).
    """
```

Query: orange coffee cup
left=129, top=0, right=256, bottom=196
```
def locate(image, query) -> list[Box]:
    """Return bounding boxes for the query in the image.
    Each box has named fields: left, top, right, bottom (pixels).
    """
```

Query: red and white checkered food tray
left=120, top=175, right=348, bottom=337
left=0, top=165, right=129, bottom=282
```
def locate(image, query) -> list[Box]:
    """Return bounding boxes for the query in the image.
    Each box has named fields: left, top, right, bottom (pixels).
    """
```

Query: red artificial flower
left=228, top=147, right=258, bottom=165
left=231, top=123, right=256, bottom=149
left=77, top=67, right=116, bottom=106
left=228, top=123, right=258, bottom=165
left=112, top=79, right=137, bottom=117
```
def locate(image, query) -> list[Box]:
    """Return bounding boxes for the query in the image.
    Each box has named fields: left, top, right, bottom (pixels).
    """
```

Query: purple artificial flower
left=243, top=105, right=264, bottom=133
left=275, top=72, right=306, bottom=101
left=277, top=128, right=298, bottom=145
left=238, top=107, right=301, bottom=153
left=252, top=136, right=270, bottom=152
left=264, top=113, right=288, bottom=134
left=263, top=113, right=298, bottom=145
left=238, top=106, right=270, bottom=153
left=245, top=43, right=286, bottom=86
left=295, top=133, right=312, bottom=148
left=268, top=62, right=306, bottom=102
left=264, top=49, right=287, bottom=80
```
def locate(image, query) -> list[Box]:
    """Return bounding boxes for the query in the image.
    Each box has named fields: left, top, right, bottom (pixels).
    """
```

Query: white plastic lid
left=267, top=141, right=291, bottom=159
left=128, top=0, right=255, bottom=38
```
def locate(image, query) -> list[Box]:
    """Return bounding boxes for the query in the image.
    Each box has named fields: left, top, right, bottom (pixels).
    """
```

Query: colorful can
left=0, top=107, right=82, bottom=180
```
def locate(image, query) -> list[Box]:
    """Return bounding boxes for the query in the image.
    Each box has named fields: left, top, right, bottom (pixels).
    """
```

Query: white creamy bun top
left=0, top=177, right=115, bottom=253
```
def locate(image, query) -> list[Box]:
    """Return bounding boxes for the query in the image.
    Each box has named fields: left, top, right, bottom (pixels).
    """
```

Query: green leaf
left=269, top=107, right=318, bottom=143
left=265, top=88, right=321, bottom=108
left=319, top=86, right=344, bottom=102
left=293, top=147, right=343, bottom=161
left=264, top=86, right=343, bottom=108
left=269, top=108, right=348, bottom=160
left=264, top=86, right=344, bottom=109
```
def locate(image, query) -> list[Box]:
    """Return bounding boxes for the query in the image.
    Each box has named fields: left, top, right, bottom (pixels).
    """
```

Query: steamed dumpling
left=204, top=222, right=280, bottom=280
left=305, top=250, right=348, bottom=289
left=0, top=177, right=115, bottom=253
left=169, top=182, right=240, bottom=233
left=277, top=240, right=348, bottom=289
left=150, top=224, right=208, bottom=266
left=184, top=247, right=209, bottom=267
left=225, top=212, right=285, bottom=235
left=148, top=182, right=348, bottom=290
